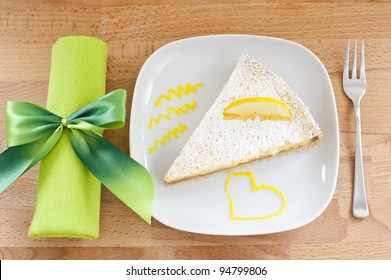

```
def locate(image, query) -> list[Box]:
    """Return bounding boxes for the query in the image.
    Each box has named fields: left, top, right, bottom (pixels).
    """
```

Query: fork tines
left=343, top=39, right=366, bottom=80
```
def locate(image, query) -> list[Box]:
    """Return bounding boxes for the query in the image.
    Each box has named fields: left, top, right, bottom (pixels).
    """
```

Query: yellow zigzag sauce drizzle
left=148, top=101, right=197, bottom=129
left=225, top=172, right=287, bottom=221
left=149, top=123, right=187, bottom=154
left=154, top=83, right=204, bottom=106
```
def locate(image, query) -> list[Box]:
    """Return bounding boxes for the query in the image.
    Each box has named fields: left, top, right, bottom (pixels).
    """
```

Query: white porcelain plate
left=130, top=35, right=339, bottom=235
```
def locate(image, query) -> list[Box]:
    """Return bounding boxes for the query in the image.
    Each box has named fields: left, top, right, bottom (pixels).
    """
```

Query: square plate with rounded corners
left=130, top=35, right=339, bottom=235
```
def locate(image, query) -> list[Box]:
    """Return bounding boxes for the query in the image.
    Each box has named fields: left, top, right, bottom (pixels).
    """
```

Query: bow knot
left=61, top=118, right=67, bottom=127
left=0, top=89, right=154, bottom=224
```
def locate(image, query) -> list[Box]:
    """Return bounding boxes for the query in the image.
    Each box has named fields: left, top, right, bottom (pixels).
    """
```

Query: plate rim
left=130, top=34, right=340, bottom=235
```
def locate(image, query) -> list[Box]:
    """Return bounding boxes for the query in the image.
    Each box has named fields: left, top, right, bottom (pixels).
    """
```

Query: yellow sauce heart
left=225, top=171, right=286, bottom=220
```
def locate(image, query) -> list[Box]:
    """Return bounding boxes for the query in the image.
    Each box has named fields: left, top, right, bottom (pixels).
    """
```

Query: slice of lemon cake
left=164, top=54, right=322, bottom=184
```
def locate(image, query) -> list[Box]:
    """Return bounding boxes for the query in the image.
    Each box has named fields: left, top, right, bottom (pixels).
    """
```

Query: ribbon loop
left=5, top=101, right=62, bottom=147
left=0, top=89, right=154, bottom=223
left=66, top=89, right=127, bottom=129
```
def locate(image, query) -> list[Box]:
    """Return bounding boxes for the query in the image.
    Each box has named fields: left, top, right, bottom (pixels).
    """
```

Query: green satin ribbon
left=0, top=89, right=154, bottom=224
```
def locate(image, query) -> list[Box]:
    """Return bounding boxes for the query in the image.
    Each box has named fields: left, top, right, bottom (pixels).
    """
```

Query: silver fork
left=343, top=39, right=369, bottom=218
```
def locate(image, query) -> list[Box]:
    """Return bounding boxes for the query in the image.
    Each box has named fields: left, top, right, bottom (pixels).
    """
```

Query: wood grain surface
left=0, top=0, right=390, bottom=260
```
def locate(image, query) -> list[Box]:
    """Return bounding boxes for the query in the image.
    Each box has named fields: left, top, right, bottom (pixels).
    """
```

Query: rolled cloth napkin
left=28, top=36, right=107, bottom=238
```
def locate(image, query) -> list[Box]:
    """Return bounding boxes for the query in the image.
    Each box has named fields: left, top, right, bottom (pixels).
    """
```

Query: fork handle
left=353, top=103, right=369, bottom=218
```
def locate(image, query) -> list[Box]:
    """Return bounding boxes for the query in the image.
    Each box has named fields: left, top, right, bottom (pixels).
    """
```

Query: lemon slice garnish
left=223, top=97, right=291, bottom=121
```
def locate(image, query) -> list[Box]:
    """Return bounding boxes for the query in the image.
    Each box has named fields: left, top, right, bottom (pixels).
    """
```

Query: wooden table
left=0, top=0, right=390, bottom=260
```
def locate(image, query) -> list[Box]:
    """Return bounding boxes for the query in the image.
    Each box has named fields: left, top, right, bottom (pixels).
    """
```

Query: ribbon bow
left=0, top=89, right=154, bottom=223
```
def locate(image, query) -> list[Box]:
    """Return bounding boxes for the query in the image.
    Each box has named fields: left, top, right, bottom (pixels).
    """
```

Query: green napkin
left=28, top=36, right=107, bottom=238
